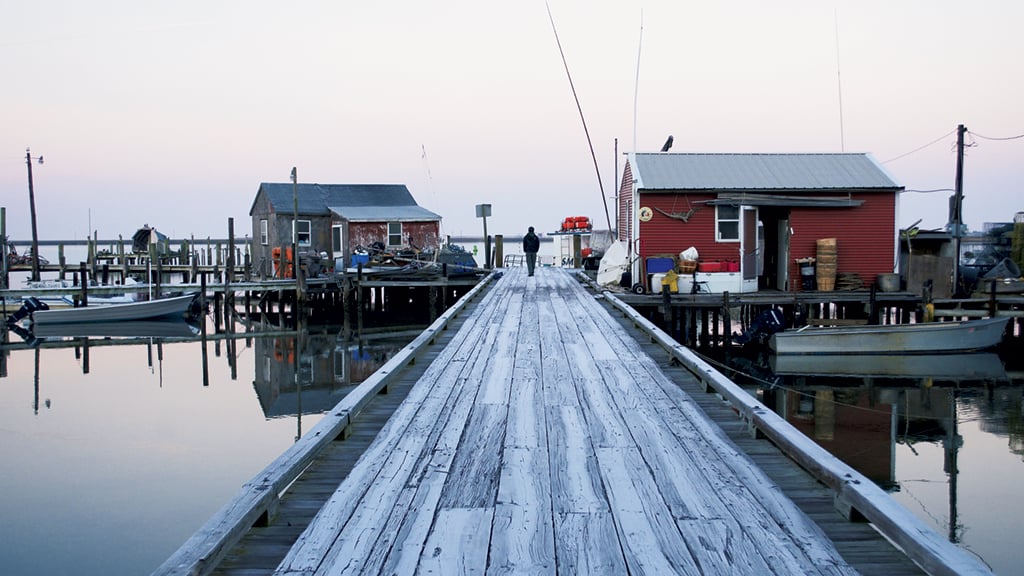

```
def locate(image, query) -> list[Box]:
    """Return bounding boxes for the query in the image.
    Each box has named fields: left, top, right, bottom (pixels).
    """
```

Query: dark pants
left=526, top=252, right=537, bottom=276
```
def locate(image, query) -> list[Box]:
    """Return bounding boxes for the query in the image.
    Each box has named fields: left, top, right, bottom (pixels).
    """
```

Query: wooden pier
left=156, top=268, right=991, bottom=576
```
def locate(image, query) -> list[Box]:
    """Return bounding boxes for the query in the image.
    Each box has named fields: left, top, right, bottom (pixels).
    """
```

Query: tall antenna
left=834, top=8, right=846, bottom=152
left=633, top=10, right=644, bottom=153
left=545, top=1, right=612, bottom=232
left=421, top=145, right=444, bottom=240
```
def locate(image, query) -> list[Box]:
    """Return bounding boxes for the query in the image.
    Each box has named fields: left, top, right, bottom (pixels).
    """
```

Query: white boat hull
left=768, top=317, right=1009, bottom=355
left=31, top=293, right=200, bottom=325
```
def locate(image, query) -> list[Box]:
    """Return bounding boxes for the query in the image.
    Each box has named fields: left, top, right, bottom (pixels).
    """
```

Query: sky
left=2, top=0, right=1022, bottom=245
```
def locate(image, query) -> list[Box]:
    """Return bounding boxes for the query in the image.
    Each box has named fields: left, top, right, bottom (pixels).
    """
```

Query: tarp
left=596, top=240, right=628, bottom=287
left=131, top=226, right=169, bottom=253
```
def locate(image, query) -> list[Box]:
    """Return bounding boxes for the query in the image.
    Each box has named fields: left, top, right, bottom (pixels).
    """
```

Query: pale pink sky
left=3, top=0, right=1022, bottom=242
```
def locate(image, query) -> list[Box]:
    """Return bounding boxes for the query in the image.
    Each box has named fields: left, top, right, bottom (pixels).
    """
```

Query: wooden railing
left=587, top=272, right=994, bottom=576
left=151, top=271, right=497, bottom=576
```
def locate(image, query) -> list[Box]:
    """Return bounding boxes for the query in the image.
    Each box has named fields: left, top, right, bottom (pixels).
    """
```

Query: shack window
left=259, top=219, right=268, bottom=245
left=716, top=205, right=740, bottom=242
left=294, top=220, right=311, bottom=246
left=388, top=222, right=403, bottom=247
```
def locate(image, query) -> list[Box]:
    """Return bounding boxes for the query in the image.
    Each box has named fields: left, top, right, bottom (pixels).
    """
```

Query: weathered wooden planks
left=271, top=268, right=873, bottom=575
left=593, top=275, right=993, bottom=576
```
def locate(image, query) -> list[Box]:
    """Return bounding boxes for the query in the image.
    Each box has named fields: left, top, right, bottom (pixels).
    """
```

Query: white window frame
left=387, top=221, right=403, bottom=247
left=259, top=219, right=268, bottom=245
left=332, top=224, right=343, bottom=255
left=293, top=219, right=312, bottom=247
left=715, top=205, right=740, bottom=242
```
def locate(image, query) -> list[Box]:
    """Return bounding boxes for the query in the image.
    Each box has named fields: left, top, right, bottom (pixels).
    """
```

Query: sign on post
left=475, top=204, right=492, bottom=269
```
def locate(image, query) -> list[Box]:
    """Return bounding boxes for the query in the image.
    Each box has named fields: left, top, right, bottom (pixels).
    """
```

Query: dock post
left=989, top=281, right=998, bottom=318
left=189, top=235, right=198, bottom=281
left=226, top=219, right=235, bottom=325
left=0, top=207, right=6, bottom=290
left=58, top=244, right=66, bottom=281
left=88, top=233, right=97, bottom=280
left=79, top=264, right=89, bottom=307
left=868, top=285, right=879, bottom=325
left=118, top=236, right=128, bottom=282
left=700, top=308, right=710, bottom=349
left=227, top=219, right=235, bottom=285
left=723, top=293, right=732, bottom=354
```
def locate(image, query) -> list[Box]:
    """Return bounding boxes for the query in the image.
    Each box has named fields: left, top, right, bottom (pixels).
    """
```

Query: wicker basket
left=678, top=260, right=697, bottom=274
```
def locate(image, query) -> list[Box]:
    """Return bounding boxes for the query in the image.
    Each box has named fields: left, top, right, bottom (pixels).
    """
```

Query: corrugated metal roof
left=630, top=153, right=902, bottom=191
left=330, top=205, right=441, bottom=222
left=256, top=183, right=425, bottom=215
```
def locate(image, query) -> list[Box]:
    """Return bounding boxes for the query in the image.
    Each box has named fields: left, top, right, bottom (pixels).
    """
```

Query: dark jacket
left=523, top=231, right=540, bottom=254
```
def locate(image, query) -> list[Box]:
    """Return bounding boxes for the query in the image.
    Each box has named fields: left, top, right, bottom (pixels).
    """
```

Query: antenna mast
left=545, top=1, right=613, bottom=232
left=834, top=9, right=845, bottom=152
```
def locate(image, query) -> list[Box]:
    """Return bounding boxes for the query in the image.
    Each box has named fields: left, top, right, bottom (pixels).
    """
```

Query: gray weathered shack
left=250, top=183, right=441, bottom=277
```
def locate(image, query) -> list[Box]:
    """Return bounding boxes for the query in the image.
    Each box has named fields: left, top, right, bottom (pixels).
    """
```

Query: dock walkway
left=273, top=268, right=862, bottom=575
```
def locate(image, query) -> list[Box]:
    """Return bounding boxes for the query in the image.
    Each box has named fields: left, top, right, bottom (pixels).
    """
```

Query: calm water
left=0, top=321, right=408, bottom=575
left=2, top=306, right=1023, bottom=574
left=729, top=348, right=1024, bottom=575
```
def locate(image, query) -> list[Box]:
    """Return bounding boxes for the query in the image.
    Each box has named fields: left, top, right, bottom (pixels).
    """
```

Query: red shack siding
left=788, top=192, right=896, bottom=290
left=638, top=190, right=896, bottom=291
left=637, top=192, right=740, bottom=263
left=348, top=221, right=440, bottom=251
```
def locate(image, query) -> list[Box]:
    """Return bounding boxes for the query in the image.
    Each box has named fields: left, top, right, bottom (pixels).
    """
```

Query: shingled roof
left=252, top=183, right=440, bottom=221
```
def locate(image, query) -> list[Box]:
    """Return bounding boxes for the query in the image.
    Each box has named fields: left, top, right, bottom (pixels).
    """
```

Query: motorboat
left=768, top=317, right=1010, bottom=355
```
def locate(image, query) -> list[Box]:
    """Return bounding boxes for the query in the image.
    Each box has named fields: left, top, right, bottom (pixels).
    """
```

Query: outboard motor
left=733, top=307, right=786, bottom=345
left=5, top=297, right=49, bottom=325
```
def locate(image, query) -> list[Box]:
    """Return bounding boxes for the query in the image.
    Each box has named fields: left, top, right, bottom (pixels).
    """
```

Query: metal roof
left=630, top=153, right=902, bottom=191
left=254, top=183, right=430, bottom=216
left=330, top=205, right=441, bottom=222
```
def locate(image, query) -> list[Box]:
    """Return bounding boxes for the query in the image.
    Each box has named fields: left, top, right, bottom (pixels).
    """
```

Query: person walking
left=523, top=226, right=540, bottom=276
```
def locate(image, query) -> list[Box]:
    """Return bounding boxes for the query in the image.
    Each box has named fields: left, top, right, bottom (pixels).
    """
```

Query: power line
left=882, top=129, right=956, bottom=164
left=969, top=130, right=1024, bottom=141
left=903, top=188, right=955, bottom=194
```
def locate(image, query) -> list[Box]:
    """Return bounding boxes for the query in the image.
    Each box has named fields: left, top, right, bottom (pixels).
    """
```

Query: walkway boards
left=273, top=268, right=859, bottom=575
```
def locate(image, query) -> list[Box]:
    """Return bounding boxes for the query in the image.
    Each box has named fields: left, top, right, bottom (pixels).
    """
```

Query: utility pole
left=952, top=124, right=966, bottom=296
left=25, top=148, right=43, bottom=282
left=291, top=167, right=298, bottom=280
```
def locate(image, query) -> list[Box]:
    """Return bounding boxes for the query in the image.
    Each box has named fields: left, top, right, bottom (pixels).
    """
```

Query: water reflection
left=726, top=348, right=1024, bottom=575
left=0, top=319, right=419, bottom=576
left=251, top=332, right=409, bottom=418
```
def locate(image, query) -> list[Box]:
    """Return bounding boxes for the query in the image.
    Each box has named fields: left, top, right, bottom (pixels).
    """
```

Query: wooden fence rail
left=151, top=272, right=496, bottom=576
left=590, top=273, right=993, bottom=576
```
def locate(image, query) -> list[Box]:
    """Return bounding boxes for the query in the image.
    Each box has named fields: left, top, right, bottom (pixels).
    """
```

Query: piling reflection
left=1, top=317, right=418, bottom=424
left=745, top=352, right=1020, bottom=486
left=728, top=347, right=1024, bottom=567
left=250, top=331, right=409, bottom=418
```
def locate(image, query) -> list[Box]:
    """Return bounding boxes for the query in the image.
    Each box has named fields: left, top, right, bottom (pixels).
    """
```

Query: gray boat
left=30, top=293, right=200, bottom=325
left=31, top=318, right=202, bottom=339
left=770, top=352, right=1008, bottom=381
left=768, top=316, right=1010, bottom=355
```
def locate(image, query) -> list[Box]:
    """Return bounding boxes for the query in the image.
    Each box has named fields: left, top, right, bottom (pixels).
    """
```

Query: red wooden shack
left=617, top=153, right=903, bottom=293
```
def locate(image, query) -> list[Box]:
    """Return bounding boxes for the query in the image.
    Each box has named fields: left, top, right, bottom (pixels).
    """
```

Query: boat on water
left=768, top=316, right=1010, bottom=355
left=770, top=352, right=1008, bottom=381
left=29, top=293, right=200, bottom=326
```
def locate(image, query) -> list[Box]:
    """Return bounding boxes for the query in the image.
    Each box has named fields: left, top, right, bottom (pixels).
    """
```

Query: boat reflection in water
left=770, top=352, right=1008, bottom=381
left=30, top=319, right=202, bottom=339
left=736, top=348, right=1022, bottom=573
